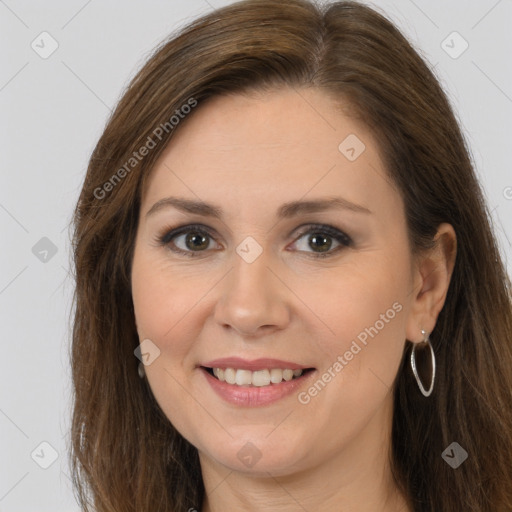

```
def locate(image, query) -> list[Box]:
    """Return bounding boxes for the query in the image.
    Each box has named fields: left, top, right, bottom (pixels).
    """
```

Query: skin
left=131, top=87, right=457, bottom=512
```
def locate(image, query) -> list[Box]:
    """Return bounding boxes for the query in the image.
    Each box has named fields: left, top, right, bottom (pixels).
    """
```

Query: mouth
left=199, top=357, right=317, bottom=406
left=201, top=366, right=316, bottom=387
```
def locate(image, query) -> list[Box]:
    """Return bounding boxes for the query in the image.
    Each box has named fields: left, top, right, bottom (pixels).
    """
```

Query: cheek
left=310, top=255, right=410, bottom=396
left=132, top=247, right=197, bottom=343
left=131, top=247, right=204, bottom=434
left=311, top=258, right=408, bottom=342
left=131, top=250, right=198, bottom=396
left=292, top=273, right=408, bottom=454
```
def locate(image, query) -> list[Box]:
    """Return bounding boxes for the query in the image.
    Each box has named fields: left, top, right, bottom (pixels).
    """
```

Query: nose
left=213, top=246, right=291, bottom=337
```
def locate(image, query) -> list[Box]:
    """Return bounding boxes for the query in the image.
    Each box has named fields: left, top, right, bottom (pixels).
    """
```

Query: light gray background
left=1, top=0, right=511, bottom=510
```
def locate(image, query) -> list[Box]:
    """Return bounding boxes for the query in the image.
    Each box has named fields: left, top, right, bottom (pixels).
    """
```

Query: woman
left=69, top=0, right=512, bottom=510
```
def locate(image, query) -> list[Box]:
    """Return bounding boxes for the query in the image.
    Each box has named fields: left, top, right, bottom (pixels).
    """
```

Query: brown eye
left=158, top=223, right=352, bottom=259
left=307, top=233, right=333, bottom=253
left=159, top=225, right=218, bottom=257
left=183, top=231, right=210, bottom=251
left=291, top=224, right=352, bottom=258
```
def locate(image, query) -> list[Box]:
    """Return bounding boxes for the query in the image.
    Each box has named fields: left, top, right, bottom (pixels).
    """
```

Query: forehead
left=141, top=88, right=395, bottom=217
left=159, top=88, right=367, bottom=160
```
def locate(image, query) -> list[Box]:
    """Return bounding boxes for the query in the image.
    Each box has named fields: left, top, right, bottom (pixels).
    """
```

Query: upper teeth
left=212, top=368, right=303, bottom=387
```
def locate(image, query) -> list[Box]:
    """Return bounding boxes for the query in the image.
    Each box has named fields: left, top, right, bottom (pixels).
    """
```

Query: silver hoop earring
left=410, top=329, right=435, bottom=397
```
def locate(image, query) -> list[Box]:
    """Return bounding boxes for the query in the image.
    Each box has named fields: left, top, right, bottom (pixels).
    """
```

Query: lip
left=199, top=364, right=317, bottom=407
left=201, top=357, right=310, bottom=371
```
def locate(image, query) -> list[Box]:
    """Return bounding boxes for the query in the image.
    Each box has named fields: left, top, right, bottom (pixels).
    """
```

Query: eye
left=290, top=224, right=352, bottom=258
left=157, top=224, right=219, bottom=258
left=156, top=223, right=352, bottom=259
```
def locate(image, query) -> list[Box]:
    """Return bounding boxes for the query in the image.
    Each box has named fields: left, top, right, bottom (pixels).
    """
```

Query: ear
left=406, top=223, right=457, bottom=342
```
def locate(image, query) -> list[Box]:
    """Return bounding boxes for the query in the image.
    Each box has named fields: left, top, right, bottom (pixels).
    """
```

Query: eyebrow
left=146, top=196, right=372, bottom=219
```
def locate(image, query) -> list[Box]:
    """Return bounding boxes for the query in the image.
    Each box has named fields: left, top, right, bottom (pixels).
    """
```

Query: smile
left=206, top=367, right=312, bottom=387
left=199, top=358, right=317, bottom=406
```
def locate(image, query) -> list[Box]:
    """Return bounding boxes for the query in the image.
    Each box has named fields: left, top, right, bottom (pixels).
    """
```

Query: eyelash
left=155, top=223, right=353, bottom=259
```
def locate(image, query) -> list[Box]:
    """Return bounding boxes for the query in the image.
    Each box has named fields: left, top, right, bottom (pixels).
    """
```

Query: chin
left=198, top=433, right=311, bottom=476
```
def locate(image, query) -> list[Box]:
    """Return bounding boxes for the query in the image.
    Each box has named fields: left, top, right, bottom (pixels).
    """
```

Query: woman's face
left=131, top=87, right=421, bottom=476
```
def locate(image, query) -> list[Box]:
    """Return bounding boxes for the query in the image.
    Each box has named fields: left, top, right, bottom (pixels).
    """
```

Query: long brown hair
left=69, top=1, right=512, bottom=510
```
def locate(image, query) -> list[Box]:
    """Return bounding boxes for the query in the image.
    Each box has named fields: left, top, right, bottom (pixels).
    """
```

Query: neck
left=199, top=394, right=412, bottom=512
